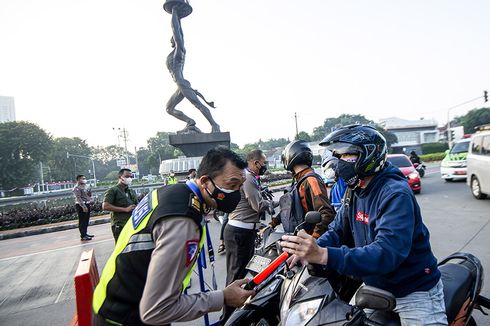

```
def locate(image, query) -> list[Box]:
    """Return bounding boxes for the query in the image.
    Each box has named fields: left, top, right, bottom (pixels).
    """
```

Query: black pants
left=222, top=224, right=256, bottom=323
left=76, top=204, right=90, bottom=237
left=219, top=213, right=229, bottom=241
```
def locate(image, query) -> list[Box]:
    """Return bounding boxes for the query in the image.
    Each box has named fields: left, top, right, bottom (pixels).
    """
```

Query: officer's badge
left=186, top=240, right=199, bottom=267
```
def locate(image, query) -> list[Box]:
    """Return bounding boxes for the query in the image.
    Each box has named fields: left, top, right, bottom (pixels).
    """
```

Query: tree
left=48, top=137, right=92, bottom=181
left=0, top=121, right=53, bottom=188
left=91, top=145, right=126, bottom=181
left=147, top=132, right=183, bottom=174
left=310, top=114, right=398, bottom=148
left=136, top=147, right=152, bottom=176
left=452, top=107, right=490, bottom=134
left=295, top=131, right=312, bottom=142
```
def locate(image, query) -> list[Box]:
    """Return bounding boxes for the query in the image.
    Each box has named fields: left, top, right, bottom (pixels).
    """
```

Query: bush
left=420, top=152, right=446, bottom=162
left=421, top=142, right=448, bottom=154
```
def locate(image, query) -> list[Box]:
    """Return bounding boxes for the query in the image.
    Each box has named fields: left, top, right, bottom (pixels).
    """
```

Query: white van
left=466, top=125, right=490, bottom=199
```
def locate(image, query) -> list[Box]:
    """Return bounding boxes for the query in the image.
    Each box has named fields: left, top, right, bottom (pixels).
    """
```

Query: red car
left=387, top=154, right=421, bottom=194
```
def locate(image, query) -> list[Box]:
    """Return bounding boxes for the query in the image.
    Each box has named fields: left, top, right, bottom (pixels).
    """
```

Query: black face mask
left=256, top=162, right=267, bottom=176
left=206, top=178, right=241, bottom=213
left=337, top=159, right=359, bottom=188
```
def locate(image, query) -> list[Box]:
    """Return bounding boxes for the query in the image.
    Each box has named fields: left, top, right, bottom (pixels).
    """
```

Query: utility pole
left=294, top=112, right=299, bottom=138
left=134, top=146, right=140, bottom=179
left=39, top=162, right=44, bottom=193
left=67, top=152, right=97, bottom=187
left=113, top=127, right=130, bottom=166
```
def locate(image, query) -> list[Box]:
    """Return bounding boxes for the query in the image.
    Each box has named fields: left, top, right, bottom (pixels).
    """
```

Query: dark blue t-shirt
left=317, top=162, right=440, bottom=298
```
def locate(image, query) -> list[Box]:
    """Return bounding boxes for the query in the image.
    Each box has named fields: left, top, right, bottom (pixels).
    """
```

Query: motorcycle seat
left=440, top=263, right=473, bottom=323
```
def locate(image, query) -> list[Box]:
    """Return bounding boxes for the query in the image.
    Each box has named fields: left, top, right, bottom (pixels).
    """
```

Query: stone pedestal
left=169, top=132, right=230, bottom=157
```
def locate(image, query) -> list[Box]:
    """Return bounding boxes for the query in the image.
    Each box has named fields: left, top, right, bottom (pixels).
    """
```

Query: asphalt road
left=1, top=169, right=489, bottom=325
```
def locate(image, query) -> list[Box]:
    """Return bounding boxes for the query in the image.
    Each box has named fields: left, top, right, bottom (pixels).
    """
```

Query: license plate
left=246, top=255, right=272, bottom=274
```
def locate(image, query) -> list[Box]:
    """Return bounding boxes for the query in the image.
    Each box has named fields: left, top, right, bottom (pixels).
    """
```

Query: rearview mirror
left=355, top=285, right=396, bottom=311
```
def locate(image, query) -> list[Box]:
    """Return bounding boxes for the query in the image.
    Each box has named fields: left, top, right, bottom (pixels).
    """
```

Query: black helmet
left=319, top=124, right=387, bottom=178
left=281, top=140, right=313, bottom=171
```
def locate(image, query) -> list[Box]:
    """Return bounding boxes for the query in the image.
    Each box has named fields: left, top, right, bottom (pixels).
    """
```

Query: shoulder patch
left=131, top=193, right=152, bottom=229
left=186, top=239, right=200, bottom=267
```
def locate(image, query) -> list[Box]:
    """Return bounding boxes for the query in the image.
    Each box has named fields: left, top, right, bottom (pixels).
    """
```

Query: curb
left=0, top=217, right=111, bottom=241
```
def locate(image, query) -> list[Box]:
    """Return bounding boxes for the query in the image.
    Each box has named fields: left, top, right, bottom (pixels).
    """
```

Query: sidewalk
left=0, top=214, right=111, bottom=241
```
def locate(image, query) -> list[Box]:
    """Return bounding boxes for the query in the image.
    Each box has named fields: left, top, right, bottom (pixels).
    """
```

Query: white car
left=466, top=126, right=490, bottom=199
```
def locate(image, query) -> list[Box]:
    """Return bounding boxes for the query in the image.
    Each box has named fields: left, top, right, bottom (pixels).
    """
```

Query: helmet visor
left=325, top=142, right=362, bottom=157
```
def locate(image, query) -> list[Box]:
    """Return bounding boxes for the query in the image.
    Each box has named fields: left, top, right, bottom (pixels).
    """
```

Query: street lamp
left=67, top=152, right=97, bottom=187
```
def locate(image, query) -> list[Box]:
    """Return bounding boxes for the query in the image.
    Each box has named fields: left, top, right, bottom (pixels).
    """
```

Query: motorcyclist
left=409, top=150, right=421, bottom=165
left=281, top=125, right=448, bottom=325
left=269, top=140, right=336, bottom=238
left=321, top=150, right=347, bottom=212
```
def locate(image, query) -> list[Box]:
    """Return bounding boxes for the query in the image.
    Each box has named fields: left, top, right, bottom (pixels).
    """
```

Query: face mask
left=80, top=179, right=87, bottom=184
left=206, top=178, right=241, bottom=213
left=324, top=168, right=336, bottom=180
left=256, top=162, right=267, bottom=176
left=122, top=177, right=132, bottom=186
left=337, top=159, right=359, bottom=188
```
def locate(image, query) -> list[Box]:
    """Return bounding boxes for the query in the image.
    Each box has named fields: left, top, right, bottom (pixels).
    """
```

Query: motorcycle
left=279, top=251, right=489, bottom=325
left=413, top=162, right=426, bottom=178
left=225, top=212, right=322, bottom=326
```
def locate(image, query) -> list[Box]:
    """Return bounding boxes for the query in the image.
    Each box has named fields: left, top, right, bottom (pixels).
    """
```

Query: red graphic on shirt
left=355, top=211, right=369, bottom=224
left=424, top=268, right=431, bottom=274
left=217, top=193, right=225, bottom=200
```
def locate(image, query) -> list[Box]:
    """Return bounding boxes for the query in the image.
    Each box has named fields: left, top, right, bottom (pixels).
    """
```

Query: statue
left=164, top=0, right=221, bottom=134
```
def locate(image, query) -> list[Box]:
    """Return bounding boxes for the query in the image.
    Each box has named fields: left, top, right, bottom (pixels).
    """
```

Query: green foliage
left=452, top=107, right=490, bottom=133
left=420, top=152, right=446, bottom=162
left=310, top=114, right=398, bottom=148
left=48, top=137, right=91, bottom=181
left=295, top=131, right=312, bottom=142
left=421, top=142, right=449, bottom=154
left=0, top=121, right=53, bottom=188
left=147, top=132, right=183, bottom=174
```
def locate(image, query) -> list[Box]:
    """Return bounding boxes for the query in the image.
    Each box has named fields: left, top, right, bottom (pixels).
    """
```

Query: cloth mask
left=122, top=177, right=132, bottom=186
left=337, top=159, right=359, bottom=188
left=206, top=178, right=241, bottom=213
left=257, top=162, right=267, bottom=176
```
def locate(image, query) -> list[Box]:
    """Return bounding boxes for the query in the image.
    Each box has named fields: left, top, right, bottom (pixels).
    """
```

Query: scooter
left=225, top=212, right=322, bottom=326
left=279, top=252, right=490, bottom=325
left=413, top=162, right=426, bottom=178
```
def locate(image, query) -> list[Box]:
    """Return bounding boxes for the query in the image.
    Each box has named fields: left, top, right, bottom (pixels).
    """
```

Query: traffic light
left=450, top=129, right=456, bottom=141
left=485, top=90, right=488, bottom=102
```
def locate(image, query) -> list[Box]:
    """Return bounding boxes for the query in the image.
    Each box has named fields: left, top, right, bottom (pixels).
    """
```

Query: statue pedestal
left=169, top=132, right=230, bottom=157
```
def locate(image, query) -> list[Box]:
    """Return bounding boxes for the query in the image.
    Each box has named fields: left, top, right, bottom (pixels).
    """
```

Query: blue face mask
left=205, top=178, right=241, bottom=213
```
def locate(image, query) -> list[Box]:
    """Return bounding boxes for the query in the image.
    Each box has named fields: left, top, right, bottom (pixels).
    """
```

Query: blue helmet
left=319, top=124, right=387, bottom=179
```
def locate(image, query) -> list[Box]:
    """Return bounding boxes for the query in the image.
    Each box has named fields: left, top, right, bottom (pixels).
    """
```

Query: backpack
left=278, top=172, right=323, bottom=233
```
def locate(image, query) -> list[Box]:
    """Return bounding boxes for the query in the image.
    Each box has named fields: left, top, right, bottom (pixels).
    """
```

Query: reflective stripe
left=128, top=233, right=152, bottom=243
left=182, top=224, right=206, bottom=291
left=121, top=241, right=155, bottom=254
left=93, top=190, right=158, bottom=314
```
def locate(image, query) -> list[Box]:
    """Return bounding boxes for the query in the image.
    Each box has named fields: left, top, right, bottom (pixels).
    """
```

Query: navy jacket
left=317, top=162, right=440, bottom=297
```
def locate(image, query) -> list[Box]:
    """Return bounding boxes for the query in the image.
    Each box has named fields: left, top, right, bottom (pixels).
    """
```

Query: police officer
left=93, top=147, right=254, bottom=325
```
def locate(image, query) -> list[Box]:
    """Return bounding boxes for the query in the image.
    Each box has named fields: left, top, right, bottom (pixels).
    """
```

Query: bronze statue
left=164, top=0, right=220, bottom=133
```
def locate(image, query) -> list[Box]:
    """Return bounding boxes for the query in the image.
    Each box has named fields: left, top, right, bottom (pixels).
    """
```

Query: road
left=1, top=170, right=489, bottom=325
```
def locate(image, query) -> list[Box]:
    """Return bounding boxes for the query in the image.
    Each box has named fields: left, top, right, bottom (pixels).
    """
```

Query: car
left=440, top=138, right=471, bottom=181
left=387, top=154, right=421, bottom=193
left=466, top=125, right=490, bottom=199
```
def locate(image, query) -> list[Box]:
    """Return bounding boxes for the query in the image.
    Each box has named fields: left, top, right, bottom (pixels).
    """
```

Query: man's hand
left=280, top=230, right=328, bottom=265
left=286, top=254, right=306, bottom=268
left=125, top=204, right=136, bottom=213
left=82, top=206, right=88, bottom=213
left=223, top=279, right=255, bottom=307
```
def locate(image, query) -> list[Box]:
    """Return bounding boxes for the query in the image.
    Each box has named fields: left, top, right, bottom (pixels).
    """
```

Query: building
left=379, top=117, right=439, bottom=154
left=0, top=96, right=16, bottom=122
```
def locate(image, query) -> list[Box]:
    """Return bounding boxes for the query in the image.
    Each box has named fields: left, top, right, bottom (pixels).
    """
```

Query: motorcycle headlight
left=284, top=298, right=322, bottom=326
left=408, top=172, right=419, bottom=180
left=280, top=280, right=296, bottom=323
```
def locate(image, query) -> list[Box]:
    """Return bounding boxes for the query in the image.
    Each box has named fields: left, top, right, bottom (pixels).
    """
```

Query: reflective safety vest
left=93, top=184, right=205, bottom=326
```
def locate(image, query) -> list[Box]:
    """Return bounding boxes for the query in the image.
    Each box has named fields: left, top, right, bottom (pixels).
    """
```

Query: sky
left=1, top=0, right=489, bottom=150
